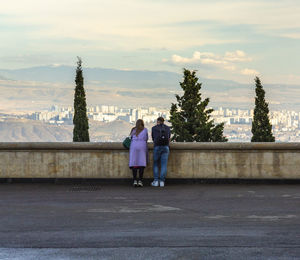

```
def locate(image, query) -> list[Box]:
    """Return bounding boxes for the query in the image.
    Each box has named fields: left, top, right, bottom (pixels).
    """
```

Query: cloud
left=280, top=33, right=300, bottom=39
left=224, top=65, right=236, bottom=71
left=1, top=0, right=300, bottom=51
left=0, top=54, right=72, bottom=67
left=166, top=50, right=251, bottom=66
left=240, top=68, right=259, bottom=75
left=164, top=50, right=255, bottom=73
left=163, top=50, right=262, bottom=79
left=168, top=51, right=223, bottom=65
left=224, top=50, right=252, bottom=62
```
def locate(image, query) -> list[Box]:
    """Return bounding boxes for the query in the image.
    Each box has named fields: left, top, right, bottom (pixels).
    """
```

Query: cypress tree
left=169, top=69, right=227, bottom=142
left=251, top=76, right=275, bottom=142
left=73, top=57, right=90, bottom=142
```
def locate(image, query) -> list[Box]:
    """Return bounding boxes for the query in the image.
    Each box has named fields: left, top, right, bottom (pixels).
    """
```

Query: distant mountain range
left=0, top=65, right=245, bottom=91
left=0, top=118, right=140, bottom=142
left=0, top=118, right=72, bottom=142
left=1, top=65, right=300, bottom=111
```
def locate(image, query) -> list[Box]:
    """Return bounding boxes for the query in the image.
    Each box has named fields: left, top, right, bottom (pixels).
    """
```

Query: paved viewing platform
left=1, top=142, right=300, bottom=258
left=0, top=183, right=300, bottom=259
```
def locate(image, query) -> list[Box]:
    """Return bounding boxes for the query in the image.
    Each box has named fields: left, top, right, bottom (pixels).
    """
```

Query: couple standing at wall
left=129, top=117, right=171, bottom=187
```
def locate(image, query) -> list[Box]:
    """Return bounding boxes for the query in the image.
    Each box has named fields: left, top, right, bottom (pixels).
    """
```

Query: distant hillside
left=0, top=119, right=140, bottom=142
left=89, top=120, right=134, bottom=141
left=0, top=119, right=73, bottom=142
left=1, top=65, right=300, bottom=111
left=0, top=65, right=244, bottom=91
left=0, top=65, right=255, bottom=112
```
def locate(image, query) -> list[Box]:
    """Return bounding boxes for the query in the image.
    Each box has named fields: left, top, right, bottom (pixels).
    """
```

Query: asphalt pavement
left=0, top=182, right=300, bottom=259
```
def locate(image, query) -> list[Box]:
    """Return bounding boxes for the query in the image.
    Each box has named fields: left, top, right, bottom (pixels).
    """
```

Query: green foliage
left=169, top=69, right=227, bottom=142
left=73, top=57, right=90, bottom=142
left=251, top=76, right=275, bottom=142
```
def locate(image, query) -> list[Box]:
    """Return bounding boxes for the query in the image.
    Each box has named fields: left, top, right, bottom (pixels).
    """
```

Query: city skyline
left=2, top=103, right=300, bottom=142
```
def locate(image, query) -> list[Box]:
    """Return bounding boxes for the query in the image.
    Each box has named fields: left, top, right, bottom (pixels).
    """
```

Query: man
left=151, top=117, right=171, bottom=187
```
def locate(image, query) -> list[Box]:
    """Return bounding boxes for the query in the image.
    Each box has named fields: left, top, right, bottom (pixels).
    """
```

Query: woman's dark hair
left=130, top=119, right=145, bottom=136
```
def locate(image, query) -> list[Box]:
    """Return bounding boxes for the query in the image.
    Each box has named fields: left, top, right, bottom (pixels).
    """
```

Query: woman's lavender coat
left=129, top=128, right=148, bottom=167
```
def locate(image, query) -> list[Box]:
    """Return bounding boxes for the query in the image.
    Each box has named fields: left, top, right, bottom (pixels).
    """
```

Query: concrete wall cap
left=1, top=142, right=300, bottom=151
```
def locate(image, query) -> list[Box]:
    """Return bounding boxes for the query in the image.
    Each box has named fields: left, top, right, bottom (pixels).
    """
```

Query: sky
left=0, top=0, right=299, bottom=84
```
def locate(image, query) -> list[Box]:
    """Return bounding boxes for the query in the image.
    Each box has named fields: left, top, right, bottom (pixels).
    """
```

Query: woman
left=129, top=119, right=148, bottom=187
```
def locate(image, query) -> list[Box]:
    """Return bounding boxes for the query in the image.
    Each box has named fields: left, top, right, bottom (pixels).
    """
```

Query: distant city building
left=18, top=105, right=300, bottom=142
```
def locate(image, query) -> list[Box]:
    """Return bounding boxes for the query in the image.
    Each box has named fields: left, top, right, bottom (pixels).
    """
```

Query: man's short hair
left=157, top=117, right=165, bottom=123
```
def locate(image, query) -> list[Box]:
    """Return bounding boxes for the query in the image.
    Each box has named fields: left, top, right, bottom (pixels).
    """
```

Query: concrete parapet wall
left=1, top=142, right=300, bottom=179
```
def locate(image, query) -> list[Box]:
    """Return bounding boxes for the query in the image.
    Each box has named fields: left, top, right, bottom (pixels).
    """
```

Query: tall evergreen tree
left=73, top=57, right=90, bottom=142
left=251, top=76, right=275, bottom=142
left=169, top=69, right=227, bottom=142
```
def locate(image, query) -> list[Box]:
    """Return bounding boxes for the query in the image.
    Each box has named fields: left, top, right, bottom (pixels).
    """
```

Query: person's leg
left=138, top=167, right=144, bottom=187
left=132, top=168, right=137, bottom=180
left=138, top=167, right=144, bottom=180
left=153, top=146, right=160, bottom=181
left=160, top=146, right=170, bottom=183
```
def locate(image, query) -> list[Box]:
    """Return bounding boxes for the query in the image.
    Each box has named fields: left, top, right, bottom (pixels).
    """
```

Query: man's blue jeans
left=153, top=145, right=169, bottom=182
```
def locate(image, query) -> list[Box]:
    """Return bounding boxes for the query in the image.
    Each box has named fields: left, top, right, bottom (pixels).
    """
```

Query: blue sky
left=0, top=0, right=299, bottom=84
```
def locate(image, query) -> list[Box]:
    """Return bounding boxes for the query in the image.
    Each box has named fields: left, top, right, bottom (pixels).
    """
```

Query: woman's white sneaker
left=160, top=181, right=165, bottom=187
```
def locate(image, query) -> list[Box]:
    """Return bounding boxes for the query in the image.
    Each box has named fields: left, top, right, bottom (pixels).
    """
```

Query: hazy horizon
left=1, top=0, right=299, bottom=85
